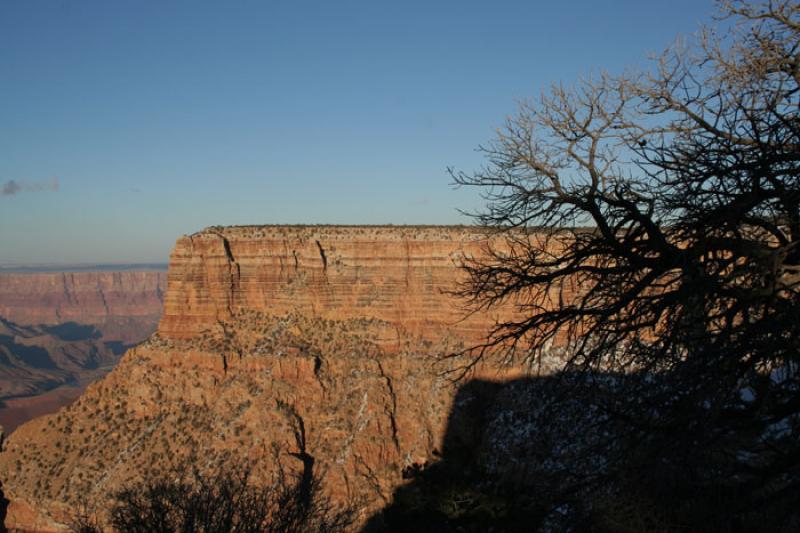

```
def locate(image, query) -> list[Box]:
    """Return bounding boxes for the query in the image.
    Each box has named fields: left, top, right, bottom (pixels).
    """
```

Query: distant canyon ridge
left=0, top=226, right=544, bottom=531
left=0, top=271, right=167, bottom=432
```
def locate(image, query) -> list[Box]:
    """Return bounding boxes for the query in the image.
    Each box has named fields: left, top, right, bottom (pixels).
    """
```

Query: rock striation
left=0, top=226, right=540, bottom=531
left=160, top=225, right=511, bottom=342
left=0, top=272, right=166, bottom=336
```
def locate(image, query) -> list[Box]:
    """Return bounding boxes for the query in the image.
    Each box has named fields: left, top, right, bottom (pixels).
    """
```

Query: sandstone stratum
left=0, top=225, right=541, bottom=530
left=159, top=225, right=513, bottom=342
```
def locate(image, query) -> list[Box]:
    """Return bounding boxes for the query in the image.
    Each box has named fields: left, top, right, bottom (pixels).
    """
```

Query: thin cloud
left=1, top=178, right=59, bottom=196
left=409, top=196, right=431, bottom=206
left=1, top=180, right=21, bottom=196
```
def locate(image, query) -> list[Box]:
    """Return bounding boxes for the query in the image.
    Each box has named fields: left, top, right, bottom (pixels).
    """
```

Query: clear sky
left=1, top=0, right=715, bottom=264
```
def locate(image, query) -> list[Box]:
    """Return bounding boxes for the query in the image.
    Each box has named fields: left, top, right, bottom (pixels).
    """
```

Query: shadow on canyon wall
left=40, top=322, right=101, bottom=342
left=364, top=371, right=800, bottom=533
left=0, top=484, right=6, bottom=533
left=0, top=316, right=144, bottom=433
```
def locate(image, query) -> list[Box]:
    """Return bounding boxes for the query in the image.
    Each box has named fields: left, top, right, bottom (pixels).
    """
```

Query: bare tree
left=451, top=0, right=800, bottom=528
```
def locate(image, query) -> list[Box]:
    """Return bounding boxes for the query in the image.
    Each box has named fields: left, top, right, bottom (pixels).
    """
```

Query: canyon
left=0, top=271, right=167, bottom=432
left=0, top=226, right=545, bottom=531
left=0, top=271, right=166, bottom=336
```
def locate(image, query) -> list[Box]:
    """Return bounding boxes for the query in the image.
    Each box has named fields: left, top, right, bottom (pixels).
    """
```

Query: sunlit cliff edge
left=158, top=225, right=510, bottom=341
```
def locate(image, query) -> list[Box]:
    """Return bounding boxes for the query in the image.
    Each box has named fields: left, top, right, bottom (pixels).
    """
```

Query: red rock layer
left=0, top=271, right=166, bottom=327
left=159, top=226, right=509, bottom=343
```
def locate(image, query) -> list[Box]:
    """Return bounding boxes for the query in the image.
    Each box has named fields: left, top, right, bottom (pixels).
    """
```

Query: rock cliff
left=159, top=225, right=509, bottom=342
left=0, top=226, right=537, bottom=531
left=0, top=272, right=166, bottom=339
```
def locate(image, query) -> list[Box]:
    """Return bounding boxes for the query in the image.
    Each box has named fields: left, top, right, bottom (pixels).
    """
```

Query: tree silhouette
left=70, top=458, right=355, bottom=533
left=450, top=1, right=800, bottom=528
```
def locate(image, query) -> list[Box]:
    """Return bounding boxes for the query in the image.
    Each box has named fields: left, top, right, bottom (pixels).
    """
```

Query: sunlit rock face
left=159, top=225, right=513, bottom=342
left=0, top=226, right=538, bottom=531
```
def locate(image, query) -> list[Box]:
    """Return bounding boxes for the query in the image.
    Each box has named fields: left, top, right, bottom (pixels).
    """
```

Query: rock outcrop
left=160, top=225, right=510, bottom=342
left=0, top=226, right=538, bottom=531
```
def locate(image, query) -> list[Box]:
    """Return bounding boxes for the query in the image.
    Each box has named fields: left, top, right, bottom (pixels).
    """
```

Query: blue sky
left=1, top=0, right=715, bottom=263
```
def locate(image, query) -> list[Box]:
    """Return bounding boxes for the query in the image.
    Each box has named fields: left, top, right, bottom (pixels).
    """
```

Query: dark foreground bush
left=71, top=462, right=356, bottom=533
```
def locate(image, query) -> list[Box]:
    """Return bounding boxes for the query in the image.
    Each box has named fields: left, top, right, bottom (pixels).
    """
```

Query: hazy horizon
left=0, top=262, right=168, bottom=272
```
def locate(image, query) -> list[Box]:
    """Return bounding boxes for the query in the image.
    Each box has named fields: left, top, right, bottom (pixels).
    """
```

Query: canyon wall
left=0, top=271, right=168, bottom=433
left=159, top=225, right=511, bottom=342
left=0, top=271, right=166, bottom=330
left=0, top=226, right=545, bottom=531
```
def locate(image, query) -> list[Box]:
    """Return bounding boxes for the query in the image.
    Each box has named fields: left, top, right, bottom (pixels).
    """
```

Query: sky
left=1, top=0, right=716, bottom=264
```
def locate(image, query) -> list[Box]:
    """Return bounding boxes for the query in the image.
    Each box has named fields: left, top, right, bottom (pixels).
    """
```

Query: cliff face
left=0, top=272, right=168, bottom=433
left=0, top=226, right=539, bottom=531
left=0, top=272, right=166, bottom=332
left=159, top=226, right=508, bottom=342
